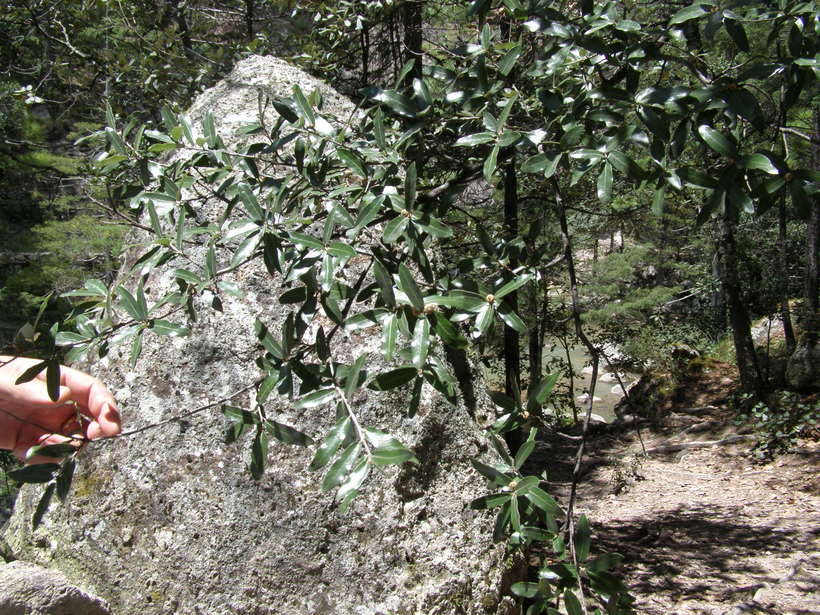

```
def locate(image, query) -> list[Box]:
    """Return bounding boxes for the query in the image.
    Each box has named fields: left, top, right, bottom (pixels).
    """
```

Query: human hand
left=0, top=356, right=121, bottom=463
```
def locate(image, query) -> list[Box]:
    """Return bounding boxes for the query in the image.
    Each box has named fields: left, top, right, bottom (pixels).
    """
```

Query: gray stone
left=4, top=56, right=510, bottom=615
left=786, top=338, right=820, bottom=392
left=0, top=560, right=111, bottom=615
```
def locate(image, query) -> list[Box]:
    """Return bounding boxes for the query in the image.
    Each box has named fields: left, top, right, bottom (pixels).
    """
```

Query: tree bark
left=245, top=0, right=254, bottom=40
left=779, top=197, right=796, bottom=352
left=503, top=159, right=521, bottom=403
left=711, top=247, right=726, bottom=339
left=719, top=214, right=765, bottom=394
left=402, top=0, right=423, bottom=86
left=806, top=109, right=820, bottom=324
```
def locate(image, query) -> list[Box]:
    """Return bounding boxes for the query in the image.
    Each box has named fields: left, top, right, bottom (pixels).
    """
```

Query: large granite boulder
left=4, top=56, right=512, bottom=615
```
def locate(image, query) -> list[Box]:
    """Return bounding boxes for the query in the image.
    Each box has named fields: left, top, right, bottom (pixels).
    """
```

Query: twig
left=99, top=382, right=256, bottom=439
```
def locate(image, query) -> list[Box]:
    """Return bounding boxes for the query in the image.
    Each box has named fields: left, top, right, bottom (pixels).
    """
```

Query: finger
left=82, top=401, right=121, bottom=440
left=59, top=368, right=121, bottom=437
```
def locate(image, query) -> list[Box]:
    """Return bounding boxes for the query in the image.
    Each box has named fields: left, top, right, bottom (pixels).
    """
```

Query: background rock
left=0, top=560, right=112, bottom=615
left=3, top=56, right=510, bottom=615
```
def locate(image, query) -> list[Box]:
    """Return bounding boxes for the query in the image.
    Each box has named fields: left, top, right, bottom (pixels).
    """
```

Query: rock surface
left=786, top=337, right=820, bottom=392
left=4, top=56, right=510, bottom=615
left=0, top=560, right=112, bottom=615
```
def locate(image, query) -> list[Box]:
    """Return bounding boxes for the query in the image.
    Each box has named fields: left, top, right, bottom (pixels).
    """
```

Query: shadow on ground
left=593, top=504, right=818, bottom=607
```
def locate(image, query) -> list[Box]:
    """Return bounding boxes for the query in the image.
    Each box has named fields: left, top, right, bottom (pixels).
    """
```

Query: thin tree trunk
left=503, top=159, right=521, bottom=404
left=779, top=197, right=796, bottom=352
left=245, top=0, right=254, bottom=40
left=711, top=247, right=727, bottom=339
left=528, top=282, right=542, bottom=390
left=719, top=214, right=765, bottom=394
left=361, top=24, right=370, bottom=85
left=402, top=0, right=423, bottom=85
left=806, top=109, right=820, bottom=322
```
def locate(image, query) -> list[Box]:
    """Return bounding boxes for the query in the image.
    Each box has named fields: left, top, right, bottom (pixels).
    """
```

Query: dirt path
left=552, top=366, right=820, bottom=614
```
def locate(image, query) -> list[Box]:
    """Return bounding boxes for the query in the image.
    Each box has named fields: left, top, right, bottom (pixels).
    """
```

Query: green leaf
left=116, top=285, right=146, bottom=320
left=525, top=486, right=561, bottom=516
left=8, top=464, right=60, bottom=484
left=497, top=301, right=527, bottom=333
left=564, top=590, right=583, bottom=615
left=344, top=354, right=367, bottom=400
left=369, top=89, right=418, bottom=118
left=294, top=387, right=336, bottom=409
left=327, top=242, right=356, bottom=260
left=398, top=263, right=425, bottom=311
left=669, top=3, right=711, bottom=25
left=292, top=85, right=316, bottom=124
left=372, top=108, right=386, bottom=148
left=511, top=581, right=540, bottom=598
left=405, top=162, right=417, bottom=210
left=25, top=443, right=77, bottom=460
left=514, top=428, right=538, bottom=469
left=651, top=186, right=666, bottom=215
left=698, top=125, right=737, bottom=158
left=455, top=132, right=495, bottom=147
left=527, top=372, right=560, bottom=410
left=373, top=259, right=396, bottom=308
left=519, top=526, right=552, bottom=543
left=249, top=429, right=268, bottom=479
left=739, top=153, right=779, bottom=174
left=46, top=360, right=61, bottom=402
left=56, top=457, right=75, bottom=502
left=369, top=367, right=419, bottom=391
left=575, top=514, right=591, bottom=562
left=426, top=292, right=485, bottom=311
left=597, top=162, right=613, bottom=203
left=474, top=302, right=494, bottom=336
left=498, top=45, right=522, bottom=76
left=310, top=416, right=351, bottom=471
left=724, top=18, right=749, bottom=52
left=202, top=110, right=218, bottom=147
left=149, top=319, right=190, bottom=337
left=130, top=330, right=144, bottom=368
left=337, top=457, right=370, bottom=502
left=430, top=313, right=468, bottom=350
left=264, top=420, right=313, bottom=446
left=383, top=215, right=408, bottom=244
left=366, top=429, right=418, bottom=465
left=587, top=552, right=623, bottom=573
left=470, top=492, right=511, bottom=509
left=337, top=148, right=368, bottom=178
left=411, top=317, right=430, bottom=368
left=495, top=274, right=532, bottom=299
left=471, top=459, right=513, bottom=487
left=321, top=442, right=361, bottom=491
left=510, top=494, right=521, bottom=531
left=678, top=167, right=719, bottom=189
left=32, top=482, right=55, bottom=530
left=272, top=100, right=298, bottom=123
left=483, top=145, right=500, bottom=182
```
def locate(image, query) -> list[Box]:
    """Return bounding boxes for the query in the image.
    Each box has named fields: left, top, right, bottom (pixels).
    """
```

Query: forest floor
left=547, top=362, right=820, bottom=615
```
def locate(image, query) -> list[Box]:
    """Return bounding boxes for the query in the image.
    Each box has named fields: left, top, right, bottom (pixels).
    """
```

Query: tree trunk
left=806, top=109, right=820, bottom=323
left=528, top=282, right=542, bottom=390
left=711, top=248, right=727, bottom=339
left=245, top=0, right=254, bottom=40
left=402, top=0, right=423, bottom=86
left=503, top=159, right=521, bottom=403
left=719, top=214, right=765, bottom=394
left=779, top=197, right=796, bottom=352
